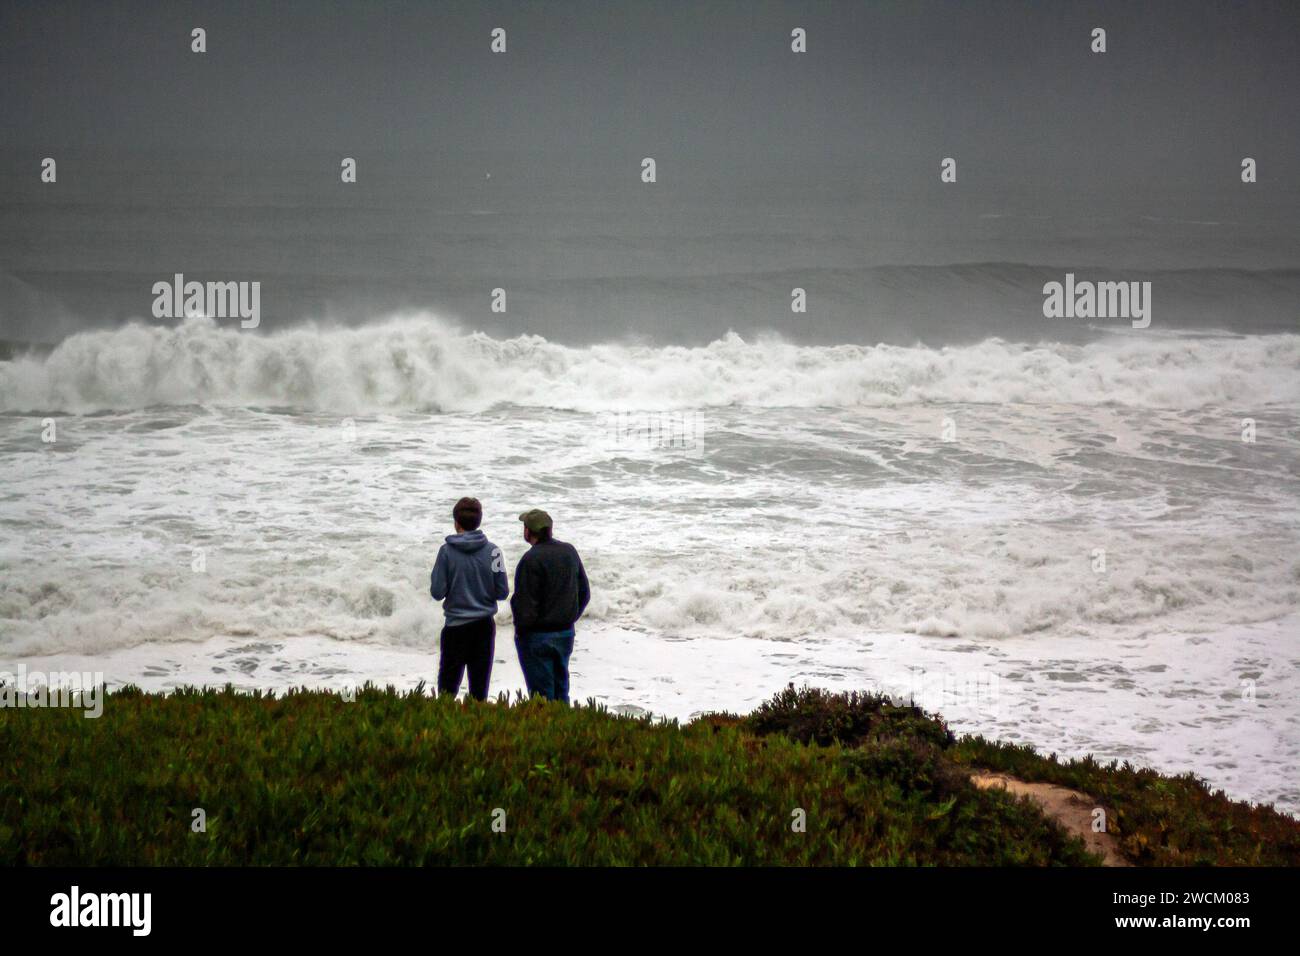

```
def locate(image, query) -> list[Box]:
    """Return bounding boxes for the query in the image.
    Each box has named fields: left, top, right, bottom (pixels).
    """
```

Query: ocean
left=1, top=152, right=1298, bottom=813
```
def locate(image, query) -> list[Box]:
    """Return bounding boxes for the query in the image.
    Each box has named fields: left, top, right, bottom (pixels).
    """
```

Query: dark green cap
left=518, top=509, right=553, bottom=533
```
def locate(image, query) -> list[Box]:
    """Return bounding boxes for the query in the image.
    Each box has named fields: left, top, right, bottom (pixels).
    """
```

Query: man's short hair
left=453, top=497, right=482, bottom=531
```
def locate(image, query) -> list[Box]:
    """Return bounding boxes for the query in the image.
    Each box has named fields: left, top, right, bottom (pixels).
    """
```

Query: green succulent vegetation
left=1, top=683, right=1295, bottom=865
left=951, top=735, right=1300, bottom=866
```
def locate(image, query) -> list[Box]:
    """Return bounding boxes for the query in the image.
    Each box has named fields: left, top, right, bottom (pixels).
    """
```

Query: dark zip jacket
left=510, top=539, right=590, bottom=636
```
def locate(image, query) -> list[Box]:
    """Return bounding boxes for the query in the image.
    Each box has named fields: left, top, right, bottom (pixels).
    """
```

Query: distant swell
left=1, top=315, right=1298, bottom=413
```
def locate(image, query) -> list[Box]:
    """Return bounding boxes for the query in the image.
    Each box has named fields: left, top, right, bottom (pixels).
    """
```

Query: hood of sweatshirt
left=445, top=530, right=490, bottom=553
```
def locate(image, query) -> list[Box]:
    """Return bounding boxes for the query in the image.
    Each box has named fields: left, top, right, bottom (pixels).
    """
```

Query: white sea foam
left=2, top=314, right=1298, bottom=413
left=2, top=398, right=1295, bottom=660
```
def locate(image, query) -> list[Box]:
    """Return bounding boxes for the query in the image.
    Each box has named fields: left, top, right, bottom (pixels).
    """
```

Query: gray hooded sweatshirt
left=430, top=530, right=509, bottom=627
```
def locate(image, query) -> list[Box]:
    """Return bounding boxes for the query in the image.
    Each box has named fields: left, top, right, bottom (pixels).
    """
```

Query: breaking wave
left=2, top=314, right=1297, bottom=413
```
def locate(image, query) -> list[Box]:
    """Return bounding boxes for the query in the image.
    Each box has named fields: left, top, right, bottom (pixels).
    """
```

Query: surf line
left=1042, top=273, right=1151, bottom=329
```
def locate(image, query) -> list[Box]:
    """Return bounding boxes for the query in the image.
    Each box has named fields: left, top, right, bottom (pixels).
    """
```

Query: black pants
left=437, top=616, right=496, bottom=701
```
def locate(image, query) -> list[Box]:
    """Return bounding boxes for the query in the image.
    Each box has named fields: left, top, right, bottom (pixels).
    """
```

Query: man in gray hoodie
left=429, top=497, right=509, bottom=700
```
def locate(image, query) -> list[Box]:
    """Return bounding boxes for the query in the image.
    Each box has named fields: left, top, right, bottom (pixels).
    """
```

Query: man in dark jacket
left=511, top=509, right=590, bottom=703
left=430, top=497, right=509, bottom=700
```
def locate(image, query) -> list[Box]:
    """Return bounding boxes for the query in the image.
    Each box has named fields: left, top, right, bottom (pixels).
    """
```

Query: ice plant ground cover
left=2, top=684, right=1295, bottom=866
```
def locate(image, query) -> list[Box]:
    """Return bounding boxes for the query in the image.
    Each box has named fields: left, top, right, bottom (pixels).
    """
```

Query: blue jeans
left=515, top=629, right=575, bottom=703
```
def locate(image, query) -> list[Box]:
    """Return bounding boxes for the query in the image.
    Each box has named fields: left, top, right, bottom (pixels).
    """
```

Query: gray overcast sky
left=2, top=1, right=1298, bottom=344
left=3, top=0, right=1298, bottom=192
